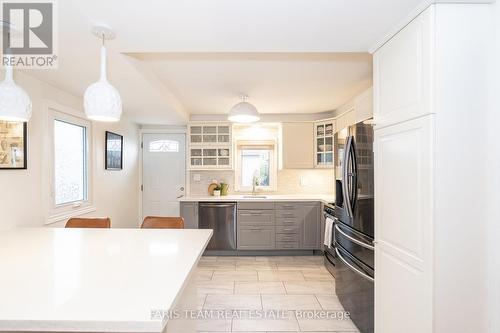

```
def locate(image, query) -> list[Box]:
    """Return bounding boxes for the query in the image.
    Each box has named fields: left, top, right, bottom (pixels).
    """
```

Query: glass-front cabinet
left=188, top=123, right=232, bottom=169
left=314, top=120, right=335, bottom=168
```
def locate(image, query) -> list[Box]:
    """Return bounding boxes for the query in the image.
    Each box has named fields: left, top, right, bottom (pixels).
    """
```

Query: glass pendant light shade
left=84, top=44, right=122, bottom=122
left=0, top=64, right=32, bottom=122
left=228, top=96, right=260, bottom=123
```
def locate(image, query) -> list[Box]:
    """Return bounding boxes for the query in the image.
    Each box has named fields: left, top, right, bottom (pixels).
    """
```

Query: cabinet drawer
left=238, top=226, right=275, bottom=250
left=276, top=225, right=300, bottom=234
left=276, top=210, right=301, bottom=219
left=238, top=202, right=275, bottom=210
left=275, top=202, right=302, bottom=210
left=276, top=217, right=301, bottom=225
left=276, top=241, right=300, bottom=250
left=276, top=233, right=299, bottom=242
left=238, top=210, right=275, bottom=225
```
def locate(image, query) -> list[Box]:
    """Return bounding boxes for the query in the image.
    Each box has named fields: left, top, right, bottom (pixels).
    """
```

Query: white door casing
left=142, top=133, right=186, bottom=219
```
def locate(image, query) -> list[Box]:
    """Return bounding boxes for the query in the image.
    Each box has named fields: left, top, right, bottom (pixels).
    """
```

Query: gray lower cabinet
left=238, top=226, right=276, bottom=250
left=301, top=203, right=321, bottom=249
left=237, top=203, right=275, bottom=250
left=188, top=200, right=322, bottom=250
left=180, top=202, right=199, bottom=229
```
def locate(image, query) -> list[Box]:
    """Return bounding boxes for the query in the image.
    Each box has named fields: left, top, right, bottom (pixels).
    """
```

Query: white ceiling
left=24, top=0, right=426, bottom=124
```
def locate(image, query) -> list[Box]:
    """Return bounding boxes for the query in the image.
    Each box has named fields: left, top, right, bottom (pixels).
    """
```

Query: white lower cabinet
left=374, top=115, right=434, bottom=333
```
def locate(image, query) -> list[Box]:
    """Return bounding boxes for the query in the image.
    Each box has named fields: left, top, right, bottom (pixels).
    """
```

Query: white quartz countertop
left=180, top=194, right=335, bottom=204
left=0, top=228, right=213, bottom=332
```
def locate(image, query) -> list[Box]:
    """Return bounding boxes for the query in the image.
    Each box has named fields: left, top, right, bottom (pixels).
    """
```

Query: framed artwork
left=0, top=121, right=27, bottom=170
left=105, top=131, right=123, bottom=170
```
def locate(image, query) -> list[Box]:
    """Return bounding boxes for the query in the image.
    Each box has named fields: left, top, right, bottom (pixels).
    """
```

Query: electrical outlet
left=193, top=174, right=201, bottom=182
left=300, top=176, right=309, bottom=187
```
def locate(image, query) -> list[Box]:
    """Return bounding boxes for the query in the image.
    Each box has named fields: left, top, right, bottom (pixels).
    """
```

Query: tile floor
left=193, top=255, right=360, bottom=333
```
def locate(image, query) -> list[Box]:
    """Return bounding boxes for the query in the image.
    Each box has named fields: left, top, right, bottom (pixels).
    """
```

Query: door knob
left=180, top=187, right=185, bottom=191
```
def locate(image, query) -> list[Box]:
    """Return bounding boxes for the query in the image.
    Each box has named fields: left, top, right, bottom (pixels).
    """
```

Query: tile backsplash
left=188, top=169, right=334, bottom=196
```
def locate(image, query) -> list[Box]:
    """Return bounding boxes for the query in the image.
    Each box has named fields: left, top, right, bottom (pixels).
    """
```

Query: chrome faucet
left=252, top=175, right=259, bottom=196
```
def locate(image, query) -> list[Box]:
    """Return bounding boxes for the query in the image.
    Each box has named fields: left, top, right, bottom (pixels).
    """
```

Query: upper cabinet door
left=282, top=122, right=314, bottom=169
left=314, top=120, right=335, bottom=168
left=373, top=7, right=434, bottom=128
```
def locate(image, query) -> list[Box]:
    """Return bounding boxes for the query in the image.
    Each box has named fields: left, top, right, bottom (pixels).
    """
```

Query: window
left=149, top=140, right=179, bottom=153
left=236, top=141, right=277, bottom=191
left=54, top=120, right=88, bottom=205
left=47, top=108, right=93, bottom=224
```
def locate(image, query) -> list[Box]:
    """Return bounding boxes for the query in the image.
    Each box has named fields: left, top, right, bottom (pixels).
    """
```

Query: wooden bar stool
left=65, top=217, right=111, bottom=228
left=141, top=216, right=184, bottom=229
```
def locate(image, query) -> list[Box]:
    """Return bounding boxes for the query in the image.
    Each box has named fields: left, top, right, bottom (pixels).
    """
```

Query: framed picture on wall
left=105, top=131, right=123, bottom=170
left=0, top=121, right=27, bottom=170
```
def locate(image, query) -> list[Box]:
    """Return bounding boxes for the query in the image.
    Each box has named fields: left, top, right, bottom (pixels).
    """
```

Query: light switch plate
left=300, top=176, right=309, bottom=187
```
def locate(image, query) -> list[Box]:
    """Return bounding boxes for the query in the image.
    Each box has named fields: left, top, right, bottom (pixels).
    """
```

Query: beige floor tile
left=315, top=295, right=344, bottom=310
left=198, top=261, right=237, bottom=271
left=277, top=263, right=324, bottom=271
left=204, top=294, right=262, bottom=310
left=232, top=311, right=299, bottom=332
left=200, top=256, right=218, bottom=262
left=194, top=270, right=215, bottom=281
left=297, top=316, right=358, bottom=332
left=234, top=282, right=286, bottom=294
left=196, top=281, right=234, bottom=294
left=197, top=294, right=207, bottom=309
left=258, top=271, right=305, bottom=282
left=213, top=270, right=258, bottom=282
left=284, top=281, right=335, bottom=295
left=217, top=256, right=256, bottom=263
left=196, top=318, right=232, bottom=332
left=262, top=295, right=322, bottom=310
left=237, top=262, right=278, bottom=271
left=302, top=270, right=335, bottom=281
left=293, top=256, right=325, bottom=264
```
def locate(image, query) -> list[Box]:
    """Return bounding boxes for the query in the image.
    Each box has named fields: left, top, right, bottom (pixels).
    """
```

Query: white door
left=374, top=116, right=434, bottom=333
left=142, top=133, right=186, bottom=218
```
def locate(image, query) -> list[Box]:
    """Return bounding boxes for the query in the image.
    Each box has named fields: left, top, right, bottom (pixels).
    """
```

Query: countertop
left=0, top=228, right=212, bottom=332
left=180, top=194, right=336, bottom=204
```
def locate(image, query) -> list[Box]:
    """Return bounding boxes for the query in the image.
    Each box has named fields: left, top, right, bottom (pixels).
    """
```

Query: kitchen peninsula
left=0, top=228, right=212, bottom=333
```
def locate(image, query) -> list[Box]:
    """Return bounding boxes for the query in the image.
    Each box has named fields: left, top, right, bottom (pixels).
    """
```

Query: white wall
left=488, top=2, right=500, bottom=332
left=0, top=71, right=140, bottom=230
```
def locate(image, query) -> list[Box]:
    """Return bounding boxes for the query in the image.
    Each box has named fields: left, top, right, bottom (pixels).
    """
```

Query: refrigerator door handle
left=343, top=136, right=355, bottom=218
left=335, top=223, right=374, bottom=251
left=335, top=247, right=374, bottom=282
left=349, top=138, right=358, bottom=213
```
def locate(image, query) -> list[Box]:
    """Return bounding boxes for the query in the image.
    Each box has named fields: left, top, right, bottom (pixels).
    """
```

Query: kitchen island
left=0, top=228, right=212, bottom=333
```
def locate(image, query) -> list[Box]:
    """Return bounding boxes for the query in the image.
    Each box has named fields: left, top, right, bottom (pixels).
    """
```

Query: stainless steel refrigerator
left=325, top=120, right=374, bottom=333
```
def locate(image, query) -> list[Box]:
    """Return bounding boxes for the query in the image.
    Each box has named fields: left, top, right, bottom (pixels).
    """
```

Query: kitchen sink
left=242, top=195, right=267, bottom=199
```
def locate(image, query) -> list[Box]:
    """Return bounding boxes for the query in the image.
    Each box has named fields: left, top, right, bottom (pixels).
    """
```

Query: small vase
left=213, top=190, right=221, bottom=197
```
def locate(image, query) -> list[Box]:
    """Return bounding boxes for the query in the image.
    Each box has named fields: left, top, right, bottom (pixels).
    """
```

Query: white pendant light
left=228, top=95, right=260, bottom=123
left=0, top=21, right=32, bottom=122
left=84, top=26, right=122, bottom=122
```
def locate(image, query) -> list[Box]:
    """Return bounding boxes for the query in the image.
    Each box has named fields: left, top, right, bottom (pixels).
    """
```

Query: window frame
left=46, top=105, right=95, bottom=224
left=235, top=140, right=277, bottom=192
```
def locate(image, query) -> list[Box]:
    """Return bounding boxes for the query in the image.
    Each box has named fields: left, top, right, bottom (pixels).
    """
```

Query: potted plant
left=213, top=185, right=221, bottom=197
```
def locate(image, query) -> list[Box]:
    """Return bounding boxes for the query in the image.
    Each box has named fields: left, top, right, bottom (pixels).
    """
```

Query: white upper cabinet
left=314, top=120, right=335, bottom=168
left=373, top=8, right=434, bottom=128
left=188, top=123, right=233, bottom=170
left=282, top=122, right=314, bottom=169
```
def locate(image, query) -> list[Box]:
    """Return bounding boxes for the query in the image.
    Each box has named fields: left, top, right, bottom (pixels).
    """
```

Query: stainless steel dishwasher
left=199, top=202, right=237, bottom=250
